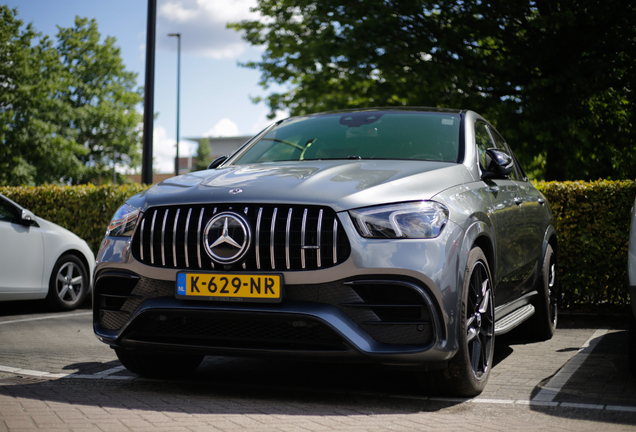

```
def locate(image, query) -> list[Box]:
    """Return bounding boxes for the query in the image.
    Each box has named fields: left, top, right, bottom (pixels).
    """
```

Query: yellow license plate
left=176, top=272, right=282, bottom=303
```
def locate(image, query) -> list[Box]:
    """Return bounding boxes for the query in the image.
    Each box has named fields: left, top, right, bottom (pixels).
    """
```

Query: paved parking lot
left=0, top=302, right=635, bottom=431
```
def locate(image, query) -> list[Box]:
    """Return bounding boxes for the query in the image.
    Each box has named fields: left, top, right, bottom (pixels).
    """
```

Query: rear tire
left=432, top=247, right=495, bottom=397
left=521, top=244, right=557, bottom=341
left=629, top=310, right=636, bottom=375
left=115, top=348, right=204, bottom=378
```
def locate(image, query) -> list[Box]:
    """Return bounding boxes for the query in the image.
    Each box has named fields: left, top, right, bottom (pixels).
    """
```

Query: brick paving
left=0, top=305, right=635, bottom=431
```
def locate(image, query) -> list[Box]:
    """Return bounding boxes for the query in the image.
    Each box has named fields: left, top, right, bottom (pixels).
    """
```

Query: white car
left=0, top=193, right=95, bottom=310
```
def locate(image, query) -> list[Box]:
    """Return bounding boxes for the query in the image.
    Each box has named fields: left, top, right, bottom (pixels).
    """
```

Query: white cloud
left=204, top=118, right=240, bottom=137
left=157, top=0, right=260, bottom=59
left=153, top=125, right=195, bottom=173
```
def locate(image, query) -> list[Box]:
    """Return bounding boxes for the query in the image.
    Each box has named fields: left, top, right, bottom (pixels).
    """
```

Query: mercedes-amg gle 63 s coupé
left=94, top=108, right=557, bottom=396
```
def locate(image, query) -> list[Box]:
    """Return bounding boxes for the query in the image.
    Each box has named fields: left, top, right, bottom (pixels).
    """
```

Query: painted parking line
left=0, top=311, right=92, bottom=326
left=0, top=364, right=133, bottom=380
left=532, top=328, right=609, bottom=402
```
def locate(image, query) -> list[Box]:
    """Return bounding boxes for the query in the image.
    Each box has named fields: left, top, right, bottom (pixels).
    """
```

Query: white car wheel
left=47, top=255, right=88, bottom=311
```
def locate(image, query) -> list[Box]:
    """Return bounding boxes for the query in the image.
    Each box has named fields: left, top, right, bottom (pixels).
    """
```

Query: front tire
left=434, top=247, right=495, bottom=397
left=46, top=254, right=89, bottom=311
left=115, top=348, right=204, bottom=378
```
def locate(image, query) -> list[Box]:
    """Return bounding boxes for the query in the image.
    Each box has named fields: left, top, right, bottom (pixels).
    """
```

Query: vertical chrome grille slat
left=255, top=207, right=263, bottom=270
left=301, top=208, right=308, bottom=269
left=139, top=218, right=145, bottom=261
left=270, top=208, right=277, bottom=270
left=333, top=218, right=338, bottom=264
left=317, top=209, right=323, bottom=268
left=285, top=208, right=293, bottom=270
left=135, top=204, right=349, bottom=271
left=150, top=210, right=157, bottom=265
left=173, top=209, right=180, bottom=267
left=197, top=208, right=205, bottom=269
left=161, top=209, right=169, bottom=266
left=184, top=208, right=192, bottom=268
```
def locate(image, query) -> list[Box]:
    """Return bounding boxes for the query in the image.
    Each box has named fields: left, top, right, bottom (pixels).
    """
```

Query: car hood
left=131, top=160, right=474, bottom=212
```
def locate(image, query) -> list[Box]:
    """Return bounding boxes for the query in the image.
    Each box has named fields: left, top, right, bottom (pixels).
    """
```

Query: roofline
left=301, top=106, right=466, bottom=117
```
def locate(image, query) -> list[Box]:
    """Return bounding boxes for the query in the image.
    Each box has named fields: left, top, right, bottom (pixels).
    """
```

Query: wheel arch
left=446, top=220, right=495, bottom=352
left=461, top=220, right=496, bottom=279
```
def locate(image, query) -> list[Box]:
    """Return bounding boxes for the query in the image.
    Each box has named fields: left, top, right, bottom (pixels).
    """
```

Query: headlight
left=106, top=204, right=141, bottom=237
left=349, top=201, right=449, bottom=239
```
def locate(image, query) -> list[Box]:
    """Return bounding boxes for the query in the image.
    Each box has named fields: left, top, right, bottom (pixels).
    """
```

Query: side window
left=489, top=127, right=520, bottom=181
left=0, top=199, right=19, bottom=224
left=475, top=122, right=495, bottom=171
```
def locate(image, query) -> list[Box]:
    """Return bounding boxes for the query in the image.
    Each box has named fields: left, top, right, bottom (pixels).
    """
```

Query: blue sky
left=4, top=0, right=288, bottom=173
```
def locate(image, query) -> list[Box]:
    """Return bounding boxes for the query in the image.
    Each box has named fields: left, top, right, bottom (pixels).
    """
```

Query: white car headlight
left=349, top=201, right=449, bottom=239
left=106, top=204, right=141, bottom=237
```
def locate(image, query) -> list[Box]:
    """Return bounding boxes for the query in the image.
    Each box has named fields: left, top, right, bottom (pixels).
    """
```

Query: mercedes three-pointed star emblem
left=203, top=212, right=251, bottom=264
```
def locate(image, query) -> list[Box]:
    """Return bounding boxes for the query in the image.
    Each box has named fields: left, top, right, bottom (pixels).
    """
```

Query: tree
left=0, top=8, right=142, bottom=186
left=193, top=138, right=213, bottom=171
left=231, top=0, right=636, bottom=180
left=54, top=17, right=143, bottom=184
left=0, top=6, right=86, bottom=186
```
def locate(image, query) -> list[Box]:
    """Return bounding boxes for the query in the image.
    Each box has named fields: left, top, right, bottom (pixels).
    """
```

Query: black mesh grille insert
left=131, top=204, right=350, bottom=271
left=123, top=311, right=348, bottom=351
left=286, top=281, right=434, bottom=345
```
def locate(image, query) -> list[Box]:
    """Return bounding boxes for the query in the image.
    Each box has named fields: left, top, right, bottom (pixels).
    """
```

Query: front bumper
left=93, top=217, right=465, bottom=366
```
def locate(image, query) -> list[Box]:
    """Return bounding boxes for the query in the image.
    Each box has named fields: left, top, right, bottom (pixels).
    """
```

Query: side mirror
left=208, top=155, right=228, bottom=169
left=481, top=148, right=514, bottom=180
left=20, top=209, right=37, bottom=226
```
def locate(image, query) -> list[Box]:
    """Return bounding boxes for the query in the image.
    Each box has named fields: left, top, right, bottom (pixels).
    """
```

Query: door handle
left=514, top=197, right=523, bottom=206
left=538, top=198, right=546, bottom=205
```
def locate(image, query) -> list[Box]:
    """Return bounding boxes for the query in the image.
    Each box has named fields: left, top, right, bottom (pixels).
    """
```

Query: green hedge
left=1, top=181, right=635, bottom=311
left=536, top=180, right=636, bottom=311
left=0, top=184, right=149, bottom=255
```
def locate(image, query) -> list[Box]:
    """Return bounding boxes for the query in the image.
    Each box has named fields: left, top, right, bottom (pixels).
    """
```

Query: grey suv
left=94, top=108, right=557, bottom=396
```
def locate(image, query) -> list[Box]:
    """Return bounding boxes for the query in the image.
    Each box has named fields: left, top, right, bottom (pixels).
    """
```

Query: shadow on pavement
left=528, top=317, right=636, bottom=425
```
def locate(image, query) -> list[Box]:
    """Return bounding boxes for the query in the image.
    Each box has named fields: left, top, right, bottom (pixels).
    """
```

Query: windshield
left=233, top=111, right=461, bottom=165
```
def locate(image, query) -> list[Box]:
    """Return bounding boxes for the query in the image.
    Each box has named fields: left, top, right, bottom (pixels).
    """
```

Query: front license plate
left=176, top=272, right=282, bottom=303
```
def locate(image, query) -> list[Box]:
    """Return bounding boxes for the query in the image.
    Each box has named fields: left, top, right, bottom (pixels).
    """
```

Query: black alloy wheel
left=521, top=244, right=557, bottom=341
left=433, top=247, right=495, bottom=397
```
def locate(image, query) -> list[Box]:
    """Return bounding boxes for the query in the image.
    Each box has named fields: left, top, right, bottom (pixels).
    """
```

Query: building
left=128, top=135, right=252, bottom=184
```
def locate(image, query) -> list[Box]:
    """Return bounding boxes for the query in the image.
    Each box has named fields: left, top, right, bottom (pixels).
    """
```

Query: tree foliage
left=231, top=0, right=636, bottom=180
left=0, top=7, right=142, bottom=186
left=193, top=138, right=213, bottom=171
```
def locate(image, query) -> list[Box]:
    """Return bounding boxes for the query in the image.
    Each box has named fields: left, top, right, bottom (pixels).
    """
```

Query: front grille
left=123, top=311, right=348, bottom=352
left=131, top=204, right=351, bottom=271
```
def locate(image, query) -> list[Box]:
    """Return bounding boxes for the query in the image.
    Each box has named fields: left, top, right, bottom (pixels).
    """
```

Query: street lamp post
left=168, top=33, right=181, bottom=176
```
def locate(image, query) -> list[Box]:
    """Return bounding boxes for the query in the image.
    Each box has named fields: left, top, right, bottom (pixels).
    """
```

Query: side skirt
left=494, top=291, right=537, bottom=336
